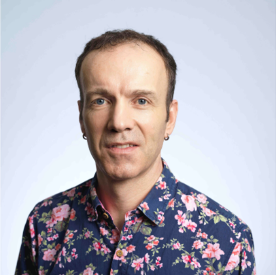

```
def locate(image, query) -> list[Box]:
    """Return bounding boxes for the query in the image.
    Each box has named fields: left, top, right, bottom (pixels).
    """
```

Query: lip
left=106, top=142, right=139, bottom=148
left=106, top=143, right=139, bottom=154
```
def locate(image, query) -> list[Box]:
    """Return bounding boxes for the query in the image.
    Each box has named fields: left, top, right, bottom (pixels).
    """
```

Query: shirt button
left=116, top=250, right=123, bottom=257
left=102, top=212, right=109, bottom=219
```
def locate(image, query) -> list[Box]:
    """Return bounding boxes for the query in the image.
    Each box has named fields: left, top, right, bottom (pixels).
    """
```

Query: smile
left=106, top=144, right=138, bottom=154
left=111, top=144, right=136, bottom=148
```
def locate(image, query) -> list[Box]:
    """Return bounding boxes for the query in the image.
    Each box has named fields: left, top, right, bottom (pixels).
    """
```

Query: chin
left=102, top=161, right=141, bottom=181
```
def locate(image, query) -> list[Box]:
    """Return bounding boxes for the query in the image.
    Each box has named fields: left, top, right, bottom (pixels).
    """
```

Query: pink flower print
left=158, top=181, right=166, bottom=190
left=100, top=227, right=109, bottom=236
left=147, top=235, right=155, bottom=241
left=173, top=242, right=181, bottom=250
left=131, top=257, right=144, bottom=271
left=126, top=245, right=136, bottom=253
left=39, top=270, right=45, bottom=275
left=230, top=237, right=235, bottom=243
left=156, top=256, right=163, bottom=268
left=61, top=247, right=66, bottom=256
left=41, top=201, right=48, bottom=207
left=83, top=267, right=93, bottom=275
left=127, top=234, right=133, bottom=240
left=200, top=204, right=216, bottom=217
left=186, top=220, right=197, bottom=232
left=110, top=229, right=120, bottom=244
left=145, top=243, right=153, bottom=250
left=144, top=253, right=150, bottom=263
left=163, top=194, right=171, bottom=200
left=174, top=210, right=186, bottom=225
left=182, top=255, right=192, bottom=264
left=46, top=204, right=70, bottom=227
left=202, top=243, right=225, bottom=260
left=80, top=195, right=87, bottom=204
left=181, top=194, right=197, bottom=211
left=202, top=232, right=208, bottom=239
left=197, top=194, right=207, bottom=204
left=140, top=202, right=149, bottom=211
left=28, top=216, right=35, bottom=238
left=193, top=240, right=203, bottom=249
left=168, top=198, right=175, bottom=208
left=63, top=188, right=75, bottom=197
left=38, top=234, right=43, bottom=246
left=241, top=258, right=247, bottom=270
left=85, top=202, right=95, bottom=216
left=225, top=253, right=240, bottom=271
left=191, top=258, right=201, bottom=268
left=43, top=249, right=57, bottom=261
left=85, top=230, right=90, bottom=238
left=71, top=248, right=78, bottom=259
left=101, top=244, right=111, bottom=254
left=70, top=208, right=76, bottom=220
left=93, top=242, right=102, bottom=251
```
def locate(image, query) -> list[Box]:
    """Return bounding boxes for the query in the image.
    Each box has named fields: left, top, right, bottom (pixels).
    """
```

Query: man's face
left=78, top=43, right=177, bottom=181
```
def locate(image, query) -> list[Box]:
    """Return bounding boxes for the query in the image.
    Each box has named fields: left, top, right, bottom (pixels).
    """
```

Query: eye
left=137, top=98, right=148, bottom=105
left=94, top=98, right=105, bottom=105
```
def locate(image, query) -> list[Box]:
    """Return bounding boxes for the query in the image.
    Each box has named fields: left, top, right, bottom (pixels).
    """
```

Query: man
left=16, top=30, right=256, bottom=275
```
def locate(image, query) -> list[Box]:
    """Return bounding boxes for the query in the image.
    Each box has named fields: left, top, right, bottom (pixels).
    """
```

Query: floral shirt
left=16, top=158, right=256, bottom=275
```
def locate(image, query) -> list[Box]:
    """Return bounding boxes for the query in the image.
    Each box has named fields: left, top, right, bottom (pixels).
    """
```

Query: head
left=75, top=29, right=177, bottom=122
left=76, top=29, right=178, bottom=181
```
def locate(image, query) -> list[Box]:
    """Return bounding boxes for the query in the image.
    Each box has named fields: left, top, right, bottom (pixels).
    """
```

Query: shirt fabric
left=16, top=158, right=256, bottom=275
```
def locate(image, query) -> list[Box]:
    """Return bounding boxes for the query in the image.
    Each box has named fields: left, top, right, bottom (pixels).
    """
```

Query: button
left=102, top=212, right=109, bottom=219
left=116, top=250, right=123, bottom=257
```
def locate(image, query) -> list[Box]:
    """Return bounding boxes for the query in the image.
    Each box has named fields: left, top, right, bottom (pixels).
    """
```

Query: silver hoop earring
left=83, top=134, right=87, bottom=140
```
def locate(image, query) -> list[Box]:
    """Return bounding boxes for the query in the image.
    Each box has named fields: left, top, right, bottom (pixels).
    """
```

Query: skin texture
left=78, top=42, right=178, bottom=232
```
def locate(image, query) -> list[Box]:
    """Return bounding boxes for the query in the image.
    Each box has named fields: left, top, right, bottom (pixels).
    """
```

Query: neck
left=95, top=157, right=163, bottom=233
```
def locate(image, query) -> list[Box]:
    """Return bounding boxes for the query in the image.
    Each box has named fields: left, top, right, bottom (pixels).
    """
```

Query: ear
left=77, top=100, right=86, bottom=135
left=165, top=99, right=178, bottom=137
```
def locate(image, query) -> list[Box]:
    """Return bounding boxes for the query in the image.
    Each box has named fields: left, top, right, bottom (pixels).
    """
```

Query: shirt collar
left=87, top=157, right=178, bottom=225
left=137, top=157, right=178, bottom=225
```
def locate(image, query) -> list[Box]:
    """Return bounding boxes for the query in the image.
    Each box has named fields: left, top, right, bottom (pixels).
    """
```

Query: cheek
left=84, top=113, right=106, bottom=143
left=139, top=113, right=166, bottom=143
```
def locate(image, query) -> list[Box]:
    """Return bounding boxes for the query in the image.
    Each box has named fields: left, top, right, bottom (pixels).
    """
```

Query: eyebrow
left=85, top=88, right=157, bottom=101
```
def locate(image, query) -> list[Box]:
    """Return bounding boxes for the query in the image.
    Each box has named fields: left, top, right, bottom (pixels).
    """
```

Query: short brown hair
left=75, top=29, right=177, bottom=122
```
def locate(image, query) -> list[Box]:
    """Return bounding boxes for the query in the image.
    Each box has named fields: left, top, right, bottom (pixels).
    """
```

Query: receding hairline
left=79, top=41, right=170, bottom=96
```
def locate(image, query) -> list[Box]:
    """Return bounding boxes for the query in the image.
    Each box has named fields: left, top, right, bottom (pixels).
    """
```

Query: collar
left=87, top=157, right=178, bottom=225
left=137, top=158, right=178, bottom=225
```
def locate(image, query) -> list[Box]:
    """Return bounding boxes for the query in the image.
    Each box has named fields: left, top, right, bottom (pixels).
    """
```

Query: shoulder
left=28, top=178, right=92, bottom=222
left=174, top=179, right=253, bottom=241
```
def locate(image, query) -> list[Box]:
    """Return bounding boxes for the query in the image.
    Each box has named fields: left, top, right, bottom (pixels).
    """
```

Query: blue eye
left=95, top=98, right=105, bottom=105
left=138, top=98, right=147, bottom=105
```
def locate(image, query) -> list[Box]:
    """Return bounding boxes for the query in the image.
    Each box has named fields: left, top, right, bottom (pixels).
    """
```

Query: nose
left=107, top=99, right=134, bottom=133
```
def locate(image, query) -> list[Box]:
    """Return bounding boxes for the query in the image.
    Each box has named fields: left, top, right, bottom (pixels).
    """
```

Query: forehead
left=80, top=42, right=168, bottom=96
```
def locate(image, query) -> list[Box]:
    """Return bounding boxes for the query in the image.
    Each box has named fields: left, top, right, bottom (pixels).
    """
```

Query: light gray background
left=1, top=0, right=275, bottom=274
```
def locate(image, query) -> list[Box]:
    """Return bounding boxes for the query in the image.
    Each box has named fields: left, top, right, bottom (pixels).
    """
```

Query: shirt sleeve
left=15, top=211, right=38, bottom=275
left=224, top=225, right=256, bottom=274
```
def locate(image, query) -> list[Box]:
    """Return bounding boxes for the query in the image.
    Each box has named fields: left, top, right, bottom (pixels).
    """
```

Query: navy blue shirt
left=16, top=158, right=256, bottom=275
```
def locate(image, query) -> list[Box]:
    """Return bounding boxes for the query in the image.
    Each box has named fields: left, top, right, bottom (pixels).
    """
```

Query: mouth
left=107, top=143, right=139, bottom=148
left=106, top=143, right=139, bottom=154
